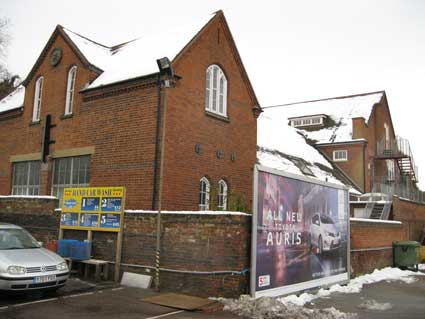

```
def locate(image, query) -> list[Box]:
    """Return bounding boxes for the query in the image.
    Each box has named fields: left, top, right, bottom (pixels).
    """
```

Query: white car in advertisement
left=0, top=223, right=69, bottom=293
left=310, top=214, right=341, bottom=254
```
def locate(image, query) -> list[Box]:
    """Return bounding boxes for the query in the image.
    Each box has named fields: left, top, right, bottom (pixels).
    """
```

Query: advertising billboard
left=251, top=165, right=350, bottom=298
left=60, top=187, right=125, bottom=232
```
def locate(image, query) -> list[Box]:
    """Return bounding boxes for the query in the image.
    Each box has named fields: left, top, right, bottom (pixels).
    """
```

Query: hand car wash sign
left=60, top=187, right=125, bottom=232
left=251, top=165, right=350, bottom=298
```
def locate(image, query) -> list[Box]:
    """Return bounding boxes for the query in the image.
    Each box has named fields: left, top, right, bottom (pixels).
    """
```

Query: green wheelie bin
left=393, top=241, right=420, bottom=271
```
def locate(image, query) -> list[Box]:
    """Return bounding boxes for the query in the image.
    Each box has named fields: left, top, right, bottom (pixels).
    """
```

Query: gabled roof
left=0, top=85, right=25, bottom=114
left=263, top=91, right=385, bottom=144
left=257, top=113, right=360, bottom=194
left=20, top=11, right=260, bottom=109
left=63, top=13, right=215, bottom=90
left=19, top=11, right=260, bottom=109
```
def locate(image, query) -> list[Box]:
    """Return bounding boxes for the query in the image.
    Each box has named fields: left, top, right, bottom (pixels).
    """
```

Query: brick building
left=0, top=11, right=261, bottom=210
left=264, top=91, right=419, bottom=196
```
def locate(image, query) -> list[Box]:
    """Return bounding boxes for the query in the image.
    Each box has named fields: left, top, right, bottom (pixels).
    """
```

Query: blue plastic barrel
left=57, top=239, right=79, bottom=257
left=70, top=241, right=91, bottom=261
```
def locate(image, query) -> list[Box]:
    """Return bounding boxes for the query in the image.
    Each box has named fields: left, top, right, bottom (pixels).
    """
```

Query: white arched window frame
left=199, top=177, right=210, bottom=211
left=217, top=179, right=228, bottom=210
left=32, top=76, right=44, bottom=122
left=205, top=65, right=227, bottom=117
left=65, top=66, right=77, bottom=115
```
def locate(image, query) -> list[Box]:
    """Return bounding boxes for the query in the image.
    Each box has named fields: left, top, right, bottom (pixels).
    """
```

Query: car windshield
left=0, top=228, right=41, bottom=250
left=320, top=215, right=335, bottom=224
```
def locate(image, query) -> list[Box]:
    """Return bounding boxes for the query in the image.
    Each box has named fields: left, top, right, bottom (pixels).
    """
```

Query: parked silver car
left=0, top=223, right=69, bottom=292
left=310, top=214, right=341, bottom=254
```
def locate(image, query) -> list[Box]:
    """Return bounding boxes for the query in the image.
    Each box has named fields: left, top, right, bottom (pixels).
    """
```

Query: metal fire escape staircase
left=377, top=136, right=418, bottom=183
left=364, top=194, right=392, bottom=220
left=362, top=136, right=419, bottom=219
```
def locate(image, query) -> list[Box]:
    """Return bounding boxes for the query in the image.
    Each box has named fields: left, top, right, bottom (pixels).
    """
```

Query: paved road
left=308, top=275, right=425, bottom=319
left=0, top=281, right=238, bottom=319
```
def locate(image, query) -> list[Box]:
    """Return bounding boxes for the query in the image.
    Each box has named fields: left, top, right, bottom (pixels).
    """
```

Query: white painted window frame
left=291, top=116, right=324, bottom=128
left=217, top=179, right=228, bottom=210
left=65, top=66, right=77, bottom=115
left=52, top=155, right=90, bottom=206
left=205, top=65, right=227, bottom=117
left=333, top=150, right=348, bottom=162
left=11, top=161, right=41, bottom=195
left=32, top=76, right=44, bottom=122
left=199, top=176, right=210, bottom=211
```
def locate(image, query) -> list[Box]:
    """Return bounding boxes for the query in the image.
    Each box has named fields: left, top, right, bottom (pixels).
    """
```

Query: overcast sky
left=2, top=0, right=425, bottom=188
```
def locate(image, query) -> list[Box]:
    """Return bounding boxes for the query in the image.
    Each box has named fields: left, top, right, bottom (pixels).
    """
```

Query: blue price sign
left=101, top=198, right=122, bottom=212
left=100, top=213, right=121, bottom=229
left=80, top=213, right=99, bottom=227
left=61, top=213, right=78, bottom=226
left=81, top=197, right=100, bottom=211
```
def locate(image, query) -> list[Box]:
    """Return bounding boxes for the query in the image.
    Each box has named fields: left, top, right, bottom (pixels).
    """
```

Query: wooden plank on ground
left=143, top=293, right=215, bottom=310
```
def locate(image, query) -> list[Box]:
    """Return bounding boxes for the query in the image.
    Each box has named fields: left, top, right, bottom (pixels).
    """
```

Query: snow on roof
left=257, top=113, right=345, bottom=186
left=263, top=92, right=384, bottom=143
left=62, top=28, right=111, bottom=72
left=63, top=14, right=215, bottom=89
left=0, top=85, right=25, bottom=114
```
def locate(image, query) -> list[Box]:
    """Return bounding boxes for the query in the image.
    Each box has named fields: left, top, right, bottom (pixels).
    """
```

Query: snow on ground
left=220, top=295, right=354, bottom=319
left=219, top=267, right=421, bottom=318
left=358, top=299, right=392, bottom=311
left=279, top=267, right=423, bottom=307
left=419, top=264, right=425, bottom=271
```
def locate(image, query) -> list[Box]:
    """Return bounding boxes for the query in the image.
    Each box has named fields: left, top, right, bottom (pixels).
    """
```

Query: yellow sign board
left=60, top=187, right=125, bottom=232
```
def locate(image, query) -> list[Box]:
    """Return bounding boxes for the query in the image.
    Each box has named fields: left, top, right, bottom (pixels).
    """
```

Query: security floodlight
left=156, top=57, right=174, bottom=77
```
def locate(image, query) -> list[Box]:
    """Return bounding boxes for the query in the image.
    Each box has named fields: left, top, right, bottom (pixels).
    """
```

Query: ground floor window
left=52, top=155, right=90, bottom=205
left=12, top=161, right=41, bottom=195
left=199, top=177, right=210, bottom=210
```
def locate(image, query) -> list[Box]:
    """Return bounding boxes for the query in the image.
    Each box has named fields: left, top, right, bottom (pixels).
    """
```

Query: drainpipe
left=153, top=57, right=175, bottom=292
left=152, top=74, right=162, bottom=210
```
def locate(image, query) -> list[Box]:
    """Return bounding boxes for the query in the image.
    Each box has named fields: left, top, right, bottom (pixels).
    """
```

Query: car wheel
left=318, top=236, right=323, bottom=255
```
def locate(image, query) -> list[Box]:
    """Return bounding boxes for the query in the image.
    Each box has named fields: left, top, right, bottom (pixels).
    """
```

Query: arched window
left=217, top=179, right=228, bottom=210
left=65, top=66, right=77, bottom=115
left=199, top=177, right=210, bottom=211
left=32, top=76, right=44, bottom=122
left=205, top=65, right=227, bottom=117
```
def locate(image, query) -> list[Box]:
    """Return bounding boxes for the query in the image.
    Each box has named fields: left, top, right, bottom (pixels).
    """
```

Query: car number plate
left=34, top=274, right=56, bottom=283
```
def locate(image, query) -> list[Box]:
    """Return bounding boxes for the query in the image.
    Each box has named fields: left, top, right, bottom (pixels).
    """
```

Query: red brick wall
left=318, top=143, right=365, bottom=191
left=162, top=15, right=257, bottom=210
left=393, top=196, right=425, bottom=241
left=0, top=197, right=250, bottom=297
left=316, top=97, right=398, bottom=194
left=0, top=14, right=257, bottom=211
left=63, top=212, right=251, bottom=298
left=350, top=219, right=408, bottom=276
left=0, top=197, right=60, bottom=243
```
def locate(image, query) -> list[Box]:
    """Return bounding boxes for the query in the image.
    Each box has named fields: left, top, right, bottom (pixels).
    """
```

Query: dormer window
left=32, top=76, right=44, bottom=122
left=65, top=66, right=77, bottom=115
left=205, top=65, right=227, bottom=117
left=333, top=150, right=348, bottom=162
left=289, top=115, right=326, bottom=128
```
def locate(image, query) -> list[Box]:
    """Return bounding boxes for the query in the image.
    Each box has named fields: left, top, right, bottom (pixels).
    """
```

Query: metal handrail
left=376, top=135, right=419, bottom=182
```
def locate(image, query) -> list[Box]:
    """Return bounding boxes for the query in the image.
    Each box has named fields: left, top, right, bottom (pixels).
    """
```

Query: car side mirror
left=37, top=241, right=43, bottom=247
